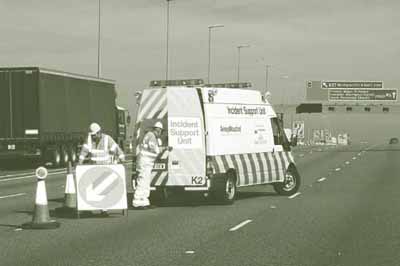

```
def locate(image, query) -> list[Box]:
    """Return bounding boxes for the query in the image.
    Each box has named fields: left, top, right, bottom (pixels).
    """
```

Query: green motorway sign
left=321, top=81, right=383, bottom=89
left=328, top=89, right=397, bottom=101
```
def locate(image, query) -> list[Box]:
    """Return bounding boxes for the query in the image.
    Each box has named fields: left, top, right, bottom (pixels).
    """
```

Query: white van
left=132, top=79, right=300, bottom=204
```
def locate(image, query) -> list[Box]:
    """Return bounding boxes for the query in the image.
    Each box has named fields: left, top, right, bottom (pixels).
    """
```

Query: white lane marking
left=345, top=161, right=350, bottom=165
left=229, top=219, right=253, bottom=232
left=352, top=157, right=357, bottom=160
left=288, top=192, right=301, bottom=199
left=270, top=205, right=277, bottom=209
left=0, top=171, right=66, bottom=183
left=335, top=168, right=341, bottom=171
left=0, top=193, right=26, bottom=199
left=14, top=228, right=23, bottom=232
left=0, top=162, right=132, bottom=183
left=0, top=169, right=66, bottom=179
left=185, top=251, right=195, bottom=254
left=358, top=153, right=362, bottom=156
left=317, top=177, right=326, bottom=182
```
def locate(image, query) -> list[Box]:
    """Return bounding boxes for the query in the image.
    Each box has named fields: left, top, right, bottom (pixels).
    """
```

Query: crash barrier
left=75, top=164, right=128, bottom=218
left=21, top=167, right=60, bottom=229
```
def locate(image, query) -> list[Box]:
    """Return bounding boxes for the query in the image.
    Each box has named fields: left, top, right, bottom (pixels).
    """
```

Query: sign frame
left=75, top=164, right=128, bottom=217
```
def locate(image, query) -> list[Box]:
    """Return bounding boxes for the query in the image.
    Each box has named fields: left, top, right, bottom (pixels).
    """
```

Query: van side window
left=271, top=118, right=282, bottom=145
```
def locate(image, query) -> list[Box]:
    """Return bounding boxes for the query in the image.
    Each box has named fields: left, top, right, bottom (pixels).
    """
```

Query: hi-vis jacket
left=79, top=133, right=124, bottom=164
left=138, top=131, right=162, bottom=163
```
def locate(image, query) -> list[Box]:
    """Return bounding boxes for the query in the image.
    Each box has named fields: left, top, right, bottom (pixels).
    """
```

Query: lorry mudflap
left=209, top=151, right=295, bottom=186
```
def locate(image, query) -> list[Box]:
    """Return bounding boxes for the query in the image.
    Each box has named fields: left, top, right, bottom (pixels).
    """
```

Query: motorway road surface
left=0, top=144, right=399, bottom=266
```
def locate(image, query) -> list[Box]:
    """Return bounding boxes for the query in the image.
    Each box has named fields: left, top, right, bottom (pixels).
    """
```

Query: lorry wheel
left=68, top=146, right=77, bottom=163
left=273, top=165, right=301, bottom=196
left=213, top=172, right=237, bottom=205
left=60, top=146, right=69, bottom=167
left=51, top=148, right=61, bottom=168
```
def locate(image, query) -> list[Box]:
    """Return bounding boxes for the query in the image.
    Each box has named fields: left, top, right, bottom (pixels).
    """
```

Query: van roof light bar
left=204, top=82, right=252, bottom=88
left=150, top=79, right=204, bottom=87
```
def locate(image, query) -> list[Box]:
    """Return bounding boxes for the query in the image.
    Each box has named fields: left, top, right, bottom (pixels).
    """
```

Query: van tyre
left=273, top=165, right=301, bottom=196
left=150, top=188, right=168, bottom=205
left=213, top=172, right=237, bottom=205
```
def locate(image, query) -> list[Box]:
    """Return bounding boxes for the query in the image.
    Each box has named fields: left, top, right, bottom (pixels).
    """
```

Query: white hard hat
left=153, top=121, right=163, bottom=130
left=89, top=123, right=101, bottom=135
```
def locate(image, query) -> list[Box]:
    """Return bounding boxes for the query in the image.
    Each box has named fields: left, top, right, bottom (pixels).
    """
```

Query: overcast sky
left=1, top=0, right=399, bottom=117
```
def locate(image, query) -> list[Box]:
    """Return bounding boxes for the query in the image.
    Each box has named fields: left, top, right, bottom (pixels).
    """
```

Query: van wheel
left=60, top=146, right=69, bottom=167
left=150, top=188, right=168, bottom=205
left=213, top=172, right=237, bottom=204
left=273, top=165, right=301, bottom=196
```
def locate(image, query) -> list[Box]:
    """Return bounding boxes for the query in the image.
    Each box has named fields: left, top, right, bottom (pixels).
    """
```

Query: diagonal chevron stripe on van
left=209, top=151, right=295, bottom=185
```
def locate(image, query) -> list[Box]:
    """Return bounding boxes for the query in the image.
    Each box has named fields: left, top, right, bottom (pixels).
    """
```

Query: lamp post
left=165, top=0, right=173, bottom=81
left=237, top=44, right=250, bottom=82
left=97, top=0, right=101, bottom=78
left=207, top=24, right=224, bottom=84
left=265, top=64, right=270, bottom=94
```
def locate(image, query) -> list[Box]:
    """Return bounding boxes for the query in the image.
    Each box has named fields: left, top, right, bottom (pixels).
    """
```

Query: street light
left=165, top=0, right=173, bottom=81
left=207, top=24, right=224, bottom=84
left=265, top=64, right=271, bottom=94
left=237, top=44, right=250, bottom=82
left=97, top=0, right=101, bottom=78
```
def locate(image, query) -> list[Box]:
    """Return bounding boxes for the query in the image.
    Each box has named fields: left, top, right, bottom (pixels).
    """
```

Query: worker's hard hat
left=89, top=123, right=101, bottom=135
left=153, top=122, right=163, bottom=130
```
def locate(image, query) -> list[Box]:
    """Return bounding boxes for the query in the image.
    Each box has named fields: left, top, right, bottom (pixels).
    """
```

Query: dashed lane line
left=185, top=251, right=195, bottom=254
left=317, top=177, right=327, bottom=182
left=0, top=193, right=26, bottom=199
left=229, top=219, right=253, bottom=232
left=288, top=192, right=301, bottom=199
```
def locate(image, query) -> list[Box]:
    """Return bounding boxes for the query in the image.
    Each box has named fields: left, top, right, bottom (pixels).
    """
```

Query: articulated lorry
left=0, top=67, right=127, bottom=167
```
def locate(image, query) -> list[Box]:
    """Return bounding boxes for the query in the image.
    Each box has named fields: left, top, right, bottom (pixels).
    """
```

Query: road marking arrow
left=86, top=172, right=119, bottom=202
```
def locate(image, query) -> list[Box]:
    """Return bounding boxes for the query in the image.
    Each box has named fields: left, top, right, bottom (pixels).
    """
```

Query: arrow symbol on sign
left=86, top=172, right=119, bottom=202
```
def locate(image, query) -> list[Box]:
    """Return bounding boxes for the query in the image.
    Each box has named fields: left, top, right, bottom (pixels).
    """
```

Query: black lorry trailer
left=0, top=67, right=127, bottom=167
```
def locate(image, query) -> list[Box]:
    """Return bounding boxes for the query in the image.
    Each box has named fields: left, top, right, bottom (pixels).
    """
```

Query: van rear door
left=166, top=87, right=206, bottom=187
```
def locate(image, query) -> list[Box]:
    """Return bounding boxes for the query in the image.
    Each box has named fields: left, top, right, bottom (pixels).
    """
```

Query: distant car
left=389, top=138, right=399, bottom=144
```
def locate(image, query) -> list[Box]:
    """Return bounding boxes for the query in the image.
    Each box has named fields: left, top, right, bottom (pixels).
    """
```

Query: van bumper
left=150, top=179, right=210, bottom=191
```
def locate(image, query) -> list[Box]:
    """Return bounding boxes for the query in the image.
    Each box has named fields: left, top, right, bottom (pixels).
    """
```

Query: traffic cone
left=21, top=167, right=60, bottom=229
left=63, top=162, right=76, bottom=209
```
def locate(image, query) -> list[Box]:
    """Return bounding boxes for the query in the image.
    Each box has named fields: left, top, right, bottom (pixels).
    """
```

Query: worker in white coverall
left=132, top=122, right=164, bottom=209
left=79, top=122, right=125, bottom=165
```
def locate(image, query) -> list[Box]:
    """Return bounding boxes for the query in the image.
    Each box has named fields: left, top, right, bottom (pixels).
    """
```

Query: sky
left=1, top=0, right=399, bottom=118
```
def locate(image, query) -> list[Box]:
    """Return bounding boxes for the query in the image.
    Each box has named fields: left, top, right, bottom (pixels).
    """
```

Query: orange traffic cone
left=63, top=162, right=76, bottom=209
left=21, top=167, right=60, bottom=229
